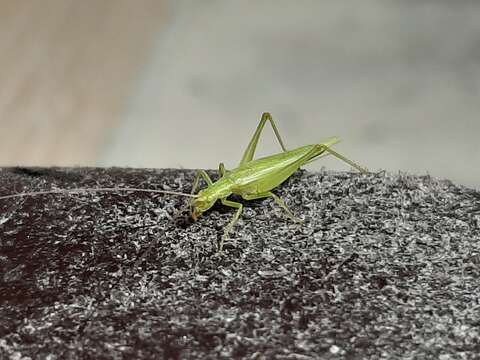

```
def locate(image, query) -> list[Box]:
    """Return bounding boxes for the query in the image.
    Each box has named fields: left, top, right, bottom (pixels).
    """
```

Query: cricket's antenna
left=0, top=187, right=198, bottom=201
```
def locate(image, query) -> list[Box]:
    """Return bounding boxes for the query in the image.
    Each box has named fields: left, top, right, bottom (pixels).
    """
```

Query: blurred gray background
left=1, top=0, right=479, bottom=188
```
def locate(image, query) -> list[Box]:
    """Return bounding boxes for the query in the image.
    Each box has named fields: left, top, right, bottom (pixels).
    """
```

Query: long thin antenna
left=0, top=187, right=197, bottom=200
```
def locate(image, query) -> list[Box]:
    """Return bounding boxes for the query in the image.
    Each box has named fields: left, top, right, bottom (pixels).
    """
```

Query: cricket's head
left=191, top=190, right=216, bottom=220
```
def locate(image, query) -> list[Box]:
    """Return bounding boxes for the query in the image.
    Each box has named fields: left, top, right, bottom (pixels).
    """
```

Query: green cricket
left=189, top=112, right=367, bottom=250
left=0, top=112, right=367, bottom=251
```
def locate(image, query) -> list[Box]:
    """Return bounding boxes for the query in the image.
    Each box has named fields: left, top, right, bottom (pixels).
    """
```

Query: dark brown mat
left=1, top=167, right=479, bottom=359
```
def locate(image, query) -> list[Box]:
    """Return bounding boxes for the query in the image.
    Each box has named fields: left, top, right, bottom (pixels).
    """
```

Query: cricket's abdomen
left=227, top=145, right=319, bottom=195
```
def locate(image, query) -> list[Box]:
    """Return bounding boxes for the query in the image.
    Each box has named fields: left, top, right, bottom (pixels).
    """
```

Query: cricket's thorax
left=227, top=145, right=321, bottom=195
left=200, top=177, right=234, bottom=201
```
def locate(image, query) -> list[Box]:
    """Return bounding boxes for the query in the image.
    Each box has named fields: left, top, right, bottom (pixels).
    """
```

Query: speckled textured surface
left=0, top=167, right=479, bottom=359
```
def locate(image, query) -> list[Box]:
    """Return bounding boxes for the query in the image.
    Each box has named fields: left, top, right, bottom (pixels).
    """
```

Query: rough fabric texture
left=0, top=167, right=479, bottom=359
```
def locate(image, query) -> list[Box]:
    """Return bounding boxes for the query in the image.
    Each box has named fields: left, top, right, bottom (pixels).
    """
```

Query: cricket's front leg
left=218, top=198, right=243, bottom=252
left=239, top=112, right=288, bottom=166
left=191, top=170, right=214, bottom=195
left=243, top=191, right=303, bottom=223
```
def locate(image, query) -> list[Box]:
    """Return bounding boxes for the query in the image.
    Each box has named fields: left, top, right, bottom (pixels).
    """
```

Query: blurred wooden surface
left=0, top=0, right=166, bottom=166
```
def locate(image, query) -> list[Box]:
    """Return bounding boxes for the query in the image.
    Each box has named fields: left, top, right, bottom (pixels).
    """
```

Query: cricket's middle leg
left=218, top=162, right=228, bottom=178
left=243, top=191, right=303, bottom=223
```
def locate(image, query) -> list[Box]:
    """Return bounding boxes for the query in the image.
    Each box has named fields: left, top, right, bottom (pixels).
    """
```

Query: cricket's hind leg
left=218, top=198, right=243, bottom=252
left=239, top=112, right=288, bottom=166
left=318, top=145, right=368, bottom=173
left=243, top=191, right=303, bottom=223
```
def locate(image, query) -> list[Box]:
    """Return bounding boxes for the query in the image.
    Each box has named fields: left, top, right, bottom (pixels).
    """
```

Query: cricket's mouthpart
left=192, top=209, right=201, bottom=221
left=191, top=195, right=216, bottom=221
